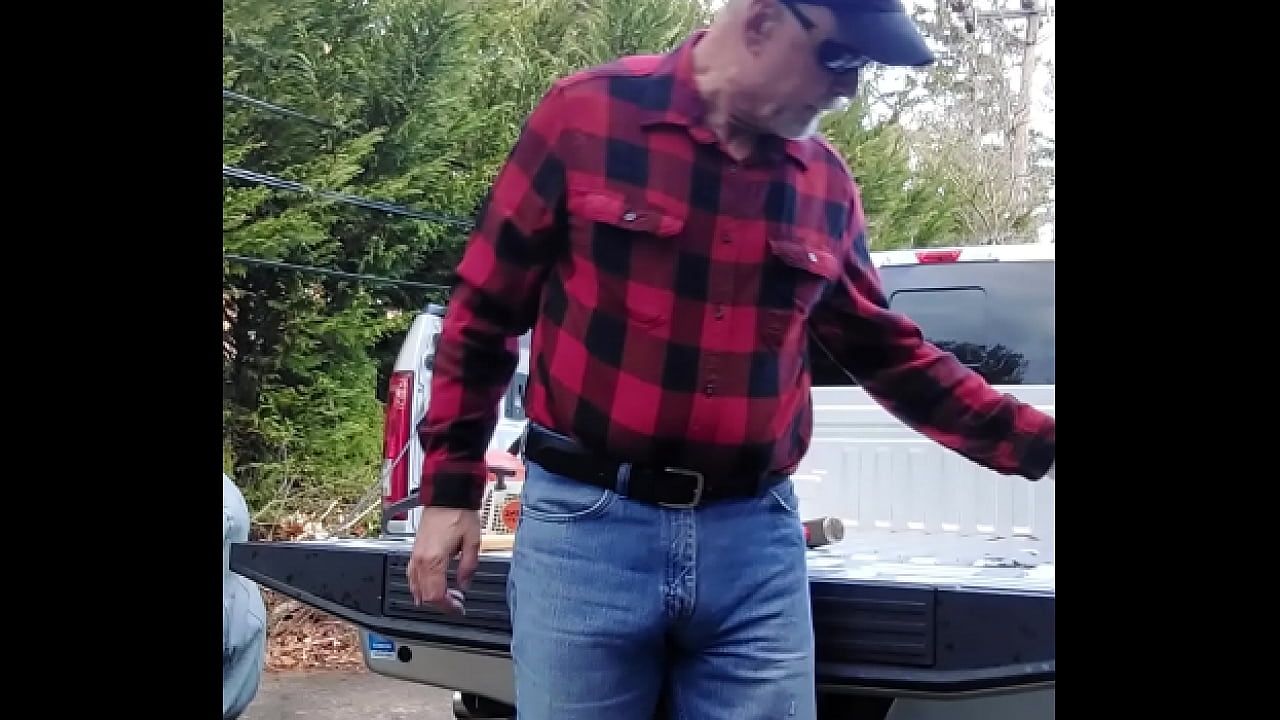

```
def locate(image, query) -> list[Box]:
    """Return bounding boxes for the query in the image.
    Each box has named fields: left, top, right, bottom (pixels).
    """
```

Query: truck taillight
left=382, top=370, right=413, bottom=521
left=916, top=249, right=962, bottom=263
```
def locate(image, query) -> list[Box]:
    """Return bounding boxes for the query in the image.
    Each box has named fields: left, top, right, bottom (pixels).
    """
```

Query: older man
left=408, top=1, right=1057, bottom=718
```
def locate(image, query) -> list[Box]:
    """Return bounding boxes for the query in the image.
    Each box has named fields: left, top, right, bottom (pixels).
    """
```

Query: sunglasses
left=780, top=1, right=872, bottom=75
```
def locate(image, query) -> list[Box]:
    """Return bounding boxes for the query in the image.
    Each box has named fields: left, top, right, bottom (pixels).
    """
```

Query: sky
left=893, top=0, right=1055, bottom=141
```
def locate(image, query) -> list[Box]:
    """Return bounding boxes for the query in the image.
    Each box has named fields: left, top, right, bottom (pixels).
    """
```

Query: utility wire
left=222, top=165, right=476, bottom=228
left=224, top=254, right=452, bottom=291
left=222, top=89, right=348, bottom=131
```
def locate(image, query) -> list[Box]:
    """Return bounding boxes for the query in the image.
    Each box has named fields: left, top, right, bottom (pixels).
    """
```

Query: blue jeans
left=507, top=460, right=816, bottom=720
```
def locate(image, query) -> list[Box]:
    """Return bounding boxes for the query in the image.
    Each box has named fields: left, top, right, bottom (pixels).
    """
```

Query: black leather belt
left=522, top=423, right=780, bottom=509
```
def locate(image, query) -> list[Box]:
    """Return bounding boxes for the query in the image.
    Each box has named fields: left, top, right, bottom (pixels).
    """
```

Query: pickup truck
left=231, top=242, right=1056, bottom=720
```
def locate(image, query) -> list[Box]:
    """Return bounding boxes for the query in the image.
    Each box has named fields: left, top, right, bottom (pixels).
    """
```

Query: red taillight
left=916, top=249, right=962, bottom=263
left=382, top=370, right=414, bottom=521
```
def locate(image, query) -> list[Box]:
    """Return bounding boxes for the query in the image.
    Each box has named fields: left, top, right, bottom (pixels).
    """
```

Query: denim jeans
left=223, top=475, right=265, bottom=720
left=507, top=460, right=816, bottom=720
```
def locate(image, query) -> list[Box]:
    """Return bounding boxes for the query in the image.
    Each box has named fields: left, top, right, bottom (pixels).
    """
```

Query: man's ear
left=741, top=0, right=784, bottom=55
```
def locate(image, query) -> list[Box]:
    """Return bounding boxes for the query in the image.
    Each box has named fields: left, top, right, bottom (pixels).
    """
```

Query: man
left=408, top=1, right=1056, bottom=718
left=223, top=474, right=266, bottom=719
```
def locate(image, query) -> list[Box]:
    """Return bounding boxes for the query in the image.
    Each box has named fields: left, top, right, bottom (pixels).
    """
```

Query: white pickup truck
left=232, top=243, right=1055, bottom=720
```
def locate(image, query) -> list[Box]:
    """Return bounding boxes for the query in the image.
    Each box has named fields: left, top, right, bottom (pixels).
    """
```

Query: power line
left=222, top=89, right=347, bottom=131
left=224, top=254, right=453, bottom=291
left=222, top=165, right=475, bottom=228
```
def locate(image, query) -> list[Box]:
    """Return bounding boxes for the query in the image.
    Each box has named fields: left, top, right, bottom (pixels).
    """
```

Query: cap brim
left=837, top=11, right=936, bottom=67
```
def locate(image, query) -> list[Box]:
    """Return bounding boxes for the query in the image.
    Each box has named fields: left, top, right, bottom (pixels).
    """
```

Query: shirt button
left=714, top=304, right=725, bottom=320
left=703, top=384, right=715, bottom=397
left=720, top=233, right=732, bottom=244
left=807, top=251, right=818, bottom=263
left=622, top=211, right=638, bottom=222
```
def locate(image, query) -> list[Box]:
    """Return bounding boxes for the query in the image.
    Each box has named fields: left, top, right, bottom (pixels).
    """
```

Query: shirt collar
left=638, top=30, right=810, bottom=170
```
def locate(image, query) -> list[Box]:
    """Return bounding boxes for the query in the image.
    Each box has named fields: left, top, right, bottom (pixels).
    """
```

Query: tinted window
left=809, top=260, right=1054, bottom=386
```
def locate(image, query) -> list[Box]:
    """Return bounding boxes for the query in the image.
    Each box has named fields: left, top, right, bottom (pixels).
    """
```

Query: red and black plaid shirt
left=420, top=31, right=1056, bottom=509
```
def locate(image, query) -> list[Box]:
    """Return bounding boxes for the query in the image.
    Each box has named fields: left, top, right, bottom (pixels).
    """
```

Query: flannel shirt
left=419, top=31, right=1056, bottom=509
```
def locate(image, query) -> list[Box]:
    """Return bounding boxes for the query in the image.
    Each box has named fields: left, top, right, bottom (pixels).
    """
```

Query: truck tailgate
left=231, top=535, right=1053, bottom=697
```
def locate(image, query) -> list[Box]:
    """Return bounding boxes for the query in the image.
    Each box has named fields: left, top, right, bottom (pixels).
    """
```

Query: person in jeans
left=223, top=474, right=266, bottom=719
left=407, top=1, right=1056, bottom=718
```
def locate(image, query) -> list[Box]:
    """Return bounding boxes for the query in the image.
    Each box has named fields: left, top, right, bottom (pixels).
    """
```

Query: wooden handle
left=480, top=533, right=516, bottom=552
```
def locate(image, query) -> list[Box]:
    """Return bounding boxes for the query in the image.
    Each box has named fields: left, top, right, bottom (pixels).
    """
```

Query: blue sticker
left=367, top=632, right=395, bottom=659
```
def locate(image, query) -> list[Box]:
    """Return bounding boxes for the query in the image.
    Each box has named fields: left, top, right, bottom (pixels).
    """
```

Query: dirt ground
left=240, top=669, right=457, bottom=720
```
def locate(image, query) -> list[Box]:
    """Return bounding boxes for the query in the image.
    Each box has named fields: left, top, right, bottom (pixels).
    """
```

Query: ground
left=241, top=588, right=457, bottom=719
left=241, top=669, right=455, bottom=720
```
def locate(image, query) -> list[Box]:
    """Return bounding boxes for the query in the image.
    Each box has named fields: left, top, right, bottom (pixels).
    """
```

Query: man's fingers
left=407, top=551, right=468, bottom=615
left=455, top=518, right=483, bottom=591
left=455, top=532, right=482, bottom=592
left=406, top=507, right=480, bottom=615
left=422, top=564, right=465, bottom=615
left=414, top=554, right=449, bottom=600
left=407, top=562, right=422, bottom=605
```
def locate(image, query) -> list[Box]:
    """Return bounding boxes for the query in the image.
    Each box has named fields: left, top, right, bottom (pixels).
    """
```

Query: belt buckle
left=658, top=467, right=705, bottom=509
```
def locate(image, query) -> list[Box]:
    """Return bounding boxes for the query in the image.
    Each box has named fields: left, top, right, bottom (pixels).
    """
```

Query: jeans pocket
left=764, top=479, right=801, bottom=517
left=519, top=462, right=617, bottom=523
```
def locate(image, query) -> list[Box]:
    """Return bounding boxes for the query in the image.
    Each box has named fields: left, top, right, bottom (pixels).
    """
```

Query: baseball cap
left=806, top=0, right=936, bottom=67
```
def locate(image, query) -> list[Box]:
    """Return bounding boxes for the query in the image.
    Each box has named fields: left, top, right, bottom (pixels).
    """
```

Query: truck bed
left=231, top=531, right=1053, bottom=699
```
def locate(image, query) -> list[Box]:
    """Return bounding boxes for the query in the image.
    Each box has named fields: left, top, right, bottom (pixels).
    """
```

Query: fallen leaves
left=261, top=587, right=365, bottom=673
left=248, top=507, right=377, bottom=674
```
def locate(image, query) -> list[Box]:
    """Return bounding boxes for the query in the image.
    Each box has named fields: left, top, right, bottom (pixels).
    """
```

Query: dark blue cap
left=808, top=0, right=936, bottom=67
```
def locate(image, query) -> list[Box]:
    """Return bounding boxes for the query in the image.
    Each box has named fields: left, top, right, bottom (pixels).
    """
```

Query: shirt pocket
left=565, top=185, right=687, bottom=328
left=759, top=233, right=841, bottom=349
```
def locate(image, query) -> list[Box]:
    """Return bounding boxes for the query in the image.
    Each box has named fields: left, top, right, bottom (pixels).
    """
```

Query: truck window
left=809, top=260, right=1055, bottom=387
left=889, top=287, right=988, bottom=370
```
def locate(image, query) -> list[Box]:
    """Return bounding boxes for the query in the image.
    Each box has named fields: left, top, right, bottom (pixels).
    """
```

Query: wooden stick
left=480, top=533, right=516, bottom=552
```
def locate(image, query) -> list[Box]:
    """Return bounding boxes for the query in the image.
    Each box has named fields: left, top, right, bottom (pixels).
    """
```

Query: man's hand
left=406, top=507, right=482, bottom=614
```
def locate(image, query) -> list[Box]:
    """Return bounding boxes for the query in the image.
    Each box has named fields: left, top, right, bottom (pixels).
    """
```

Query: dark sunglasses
left=781, top=1, right=872, bottom=75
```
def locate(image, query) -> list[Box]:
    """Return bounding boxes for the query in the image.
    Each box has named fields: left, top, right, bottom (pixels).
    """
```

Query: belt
left=522, top=423, right=780, bottom=509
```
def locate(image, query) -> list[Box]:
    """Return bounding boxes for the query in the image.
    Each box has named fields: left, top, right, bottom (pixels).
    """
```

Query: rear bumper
left=361, top=631, right=516, bottom=706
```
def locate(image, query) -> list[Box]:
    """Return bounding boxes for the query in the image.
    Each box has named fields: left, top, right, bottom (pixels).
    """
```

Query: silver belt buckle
left=658, top=467, right=705, bottom=509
